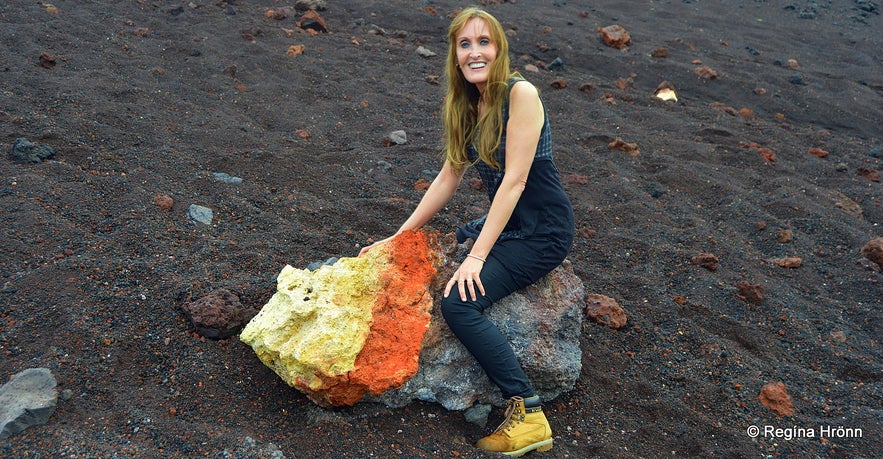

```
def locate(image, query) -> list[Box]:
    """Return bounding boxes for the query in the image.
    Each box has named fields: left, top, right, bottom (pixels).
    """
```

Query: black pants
left=441, top=237, right=570, bottom=399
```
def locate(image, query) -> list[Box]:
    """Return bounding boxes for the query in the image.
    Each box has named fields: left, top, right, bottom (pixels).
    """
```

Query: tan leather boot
left=475, top=396, right=553, bottom=456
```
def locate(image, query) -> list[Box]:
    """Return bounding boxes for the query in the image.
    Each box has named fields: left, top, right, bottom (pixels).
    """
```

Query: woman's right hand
left=359, top=235, right=394, bottom=256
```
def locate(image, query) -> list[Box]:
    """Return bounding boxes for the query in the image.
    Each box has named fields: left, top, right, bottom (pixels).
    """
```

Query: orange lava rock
left=286, top=45, right=306, bottom=57
left=695, top=66, right=718, bottom=79
left=154, top=193, right=174, bottom=211
left=550, top=78, right=567, bottom=89
left=650, top=47, right=668, bottom=58
left=736, top=281, right=764, bottom=305
left=858, top=167, right=881, bottom=182
left=597, top=25, right=631, bottom=49
left=414, top=178, right=431, bottom=191
left=691, top=252, right=719, bottom=271
left=808, top=148, right=829, bottom=158
left=579, top=83, right=596, bottom=93
left=758, top=381, right=795, bottom=416
left=768, top=256, right=802, bottom=268
left=299, top=10, right=328, bottom=33
left=585, top=293, right=627, bottom=329
left=609, top=138, right=639, bottom=156
left=38, top=53, right=56, bottom=69
left=777, top=229, right=794, bottom=243
left=265, top=7, right=295, bottom=20
left=343, top=231, right=439, bottom=401
left=243, top=229, right=441, bottom=407
left=757, top=147, right=776, bottom=162
left=738, top=108, right=754, bottom=119
left=861, top=237, right=883, bottom=269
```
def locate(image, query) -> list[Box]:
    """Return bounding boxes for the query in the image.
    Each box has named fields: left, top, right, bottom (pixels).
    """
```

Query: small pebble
left=188, top=204, right=213, bottom=225
left=212, top=172, right=243, bottom=184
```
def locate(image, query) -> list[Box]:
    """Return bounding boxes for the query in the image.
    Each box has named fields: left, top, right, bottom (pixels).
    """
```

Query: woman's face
left=455, top=17, right=497, bottom=93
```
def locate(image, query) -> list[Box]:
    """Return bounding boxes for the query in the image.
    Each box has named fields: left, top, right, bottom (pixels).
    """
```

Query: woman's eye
left=459, top=41, right=470, bottom=49
left=480, top=38, right=490, bottom=46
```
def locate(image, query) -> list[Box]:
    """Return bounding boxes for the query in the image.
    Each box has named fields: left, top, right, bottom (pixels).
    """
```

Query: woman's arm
left=360, top=160, right=464, bottom=255
left=470, top=80, right=544, bottom=259
left=445, top=80, right=544, bottom=300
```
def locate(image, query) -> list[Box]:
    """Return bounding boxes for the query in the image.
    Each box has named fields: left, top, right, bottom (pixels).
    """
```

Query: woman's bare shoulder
left=509, top=79, right=540, bottom=106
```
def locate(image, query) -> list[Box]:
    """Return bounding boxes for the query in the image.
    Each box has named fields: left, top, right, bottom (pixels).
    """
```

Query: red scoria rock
left=758, top=381, right=795, bottom=416
left=861, top=237, right=883, bottom=269
left=597, top=25, right=630, bottom=48
left=181, top=289, right=258, bottom=339
left=585, top=293, right=627, bottom=329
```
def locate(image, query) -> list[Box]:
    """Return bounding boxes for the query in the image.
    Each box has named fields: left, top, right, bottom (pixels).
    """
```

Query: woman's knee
left=440, top=295, right=480, bottom=327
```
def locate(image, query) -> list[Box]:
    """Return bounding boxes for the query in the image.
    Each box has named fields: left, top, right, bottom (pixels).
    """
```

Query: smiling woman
left=442, top=8, right=514, bottom=171
left=360, top=6, right=574, bottom=457
left=454, top=17, right=498, bottom=92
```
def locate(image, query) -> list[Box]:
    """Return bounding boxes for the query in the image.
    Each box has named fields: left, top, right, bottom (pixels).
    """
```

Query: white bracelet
left=467, top=254, right=487, bottom=263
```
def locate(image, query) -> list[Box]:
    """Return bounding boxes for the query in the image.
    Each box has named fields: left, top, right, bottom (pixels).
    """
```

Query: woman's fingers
left=465, top=278, right=484, bottom=301
left=444, top=274, right=484, bottom=301
left=473, top=277, right=486, bottom=297
left=443, top=276, right=459, bottom=299
left=443, top=258, right=485, bottom=300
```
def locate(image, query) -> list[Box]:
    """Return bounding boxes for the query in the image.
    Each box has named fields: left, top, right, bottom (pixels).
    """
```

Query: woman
left=361, top=7, right=574, bottom=456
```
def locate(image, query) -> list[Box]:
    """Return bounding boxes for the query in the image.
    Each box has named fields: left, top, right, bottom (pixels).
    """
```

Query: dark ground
left=1, top=1, right=881, bottom=458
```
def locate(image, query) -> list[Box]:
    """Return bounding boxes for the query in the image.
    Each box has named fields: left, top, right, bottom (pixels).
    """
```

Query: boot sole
left=502, top=439, right=553, bottom=457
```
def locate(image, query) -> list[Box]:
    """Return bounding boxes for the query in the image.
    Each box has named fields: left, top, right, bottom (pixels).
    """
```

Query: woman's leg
left=441, top=254, right=533, bottom=398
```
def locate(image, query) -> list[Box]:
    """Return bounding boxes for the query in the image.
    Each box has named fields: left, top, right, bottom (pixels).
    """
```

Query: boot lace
left=494, top=396, right=525, bottom=433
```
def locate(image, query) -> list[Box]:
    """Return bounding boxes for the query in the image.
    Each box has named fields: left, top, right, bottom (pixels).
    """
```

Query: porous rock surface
left=240, top=229, right=440, bottom=407
left=241, top=230, right=584, bottom=410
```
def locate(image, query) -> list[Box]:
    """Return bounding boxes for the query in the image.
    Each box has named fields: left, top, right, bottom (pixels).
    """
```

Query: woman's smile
left=456, top=18, right=497, bottom=91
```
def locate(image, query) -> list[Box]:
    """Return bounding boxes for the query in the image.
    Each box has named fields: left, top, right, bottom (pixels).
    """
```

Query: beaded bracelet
left=467, top=254, right=487, bottom=263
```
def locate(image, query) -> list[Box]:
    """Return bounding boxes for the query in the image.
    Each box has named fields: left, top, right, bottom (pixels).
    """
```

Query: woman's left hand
left=444, top=256, right=486, bottom=301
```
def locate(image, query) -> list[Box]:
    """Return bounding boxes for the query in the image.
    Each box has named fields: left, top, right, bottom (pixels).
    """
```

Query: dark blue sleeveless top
left=457, top=78, right=574, bottom=245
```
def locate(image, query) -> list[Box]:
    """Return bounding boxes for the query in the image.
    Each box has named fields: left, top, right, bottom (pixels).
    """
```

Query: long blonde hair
left=442, top=7, right=519, bottom=171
